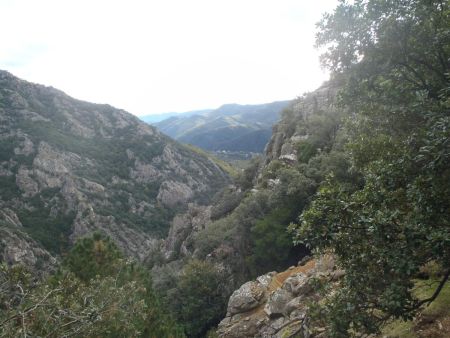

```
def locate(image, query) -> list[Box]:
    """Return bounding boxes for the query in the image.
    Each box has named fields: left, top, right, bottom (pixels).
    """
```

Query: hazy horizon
left=0, top=0, right=338, bottom=116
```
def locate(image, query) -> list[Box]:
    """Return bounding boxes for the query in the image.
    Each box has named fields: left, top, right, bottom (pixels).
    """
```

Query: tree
left=249, top=206, right=296, bottom=274
left=290, top=0, right=450, bottom=336
left=170, top=260, right=227, bottom=337
left=62, top=232, right=122, bottom=282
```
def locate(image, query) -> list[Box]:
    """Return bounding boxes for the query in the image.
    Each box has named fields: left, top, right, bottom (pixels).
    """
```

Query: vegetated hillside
left=0, top=70, right=230, bottom=267
left=153, top=101, right=290, bottom=152
left=215, top=0, right=450, bottom=337
left=1, top=0, right=448, bottom=336
left=179, top=126, right=273, bottom=153
left=151, top=0, right=450, bottom=335
left=148, top=81, right=346, bottom=337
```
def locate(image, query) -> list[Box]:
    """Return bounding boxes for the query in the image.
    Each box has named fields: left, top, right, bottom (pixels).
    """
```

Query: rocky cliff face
left=161, top=203, right=213, bottom=261
left=0, top=208, right=56, bottom=273
left=263, top=84, right=337, bottom=167
left=217, top=256, right=344, bottom=338
left=0, top=70, right=230, bottom=263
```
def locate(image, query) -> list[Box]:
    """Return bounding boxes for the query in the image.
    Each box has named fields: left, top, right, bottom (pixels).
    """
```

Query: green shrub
left=296, top=140, right=317, bottom=163
left=0, top=234, right=185, bottom=337
left=169, top=260, right=227, bottom=337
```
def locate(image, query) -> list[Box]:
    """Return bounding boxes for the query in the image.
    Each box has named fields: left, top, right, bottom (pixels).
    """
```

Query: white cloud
left=0, top=0, right=338, bottom=115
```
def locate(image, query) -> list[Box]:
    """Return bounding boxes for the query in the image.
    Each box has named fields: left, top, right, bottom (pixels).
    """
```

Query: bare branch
left=0, top=288, right=62, bottom=328
left=416, top=270, right=450, bottom=308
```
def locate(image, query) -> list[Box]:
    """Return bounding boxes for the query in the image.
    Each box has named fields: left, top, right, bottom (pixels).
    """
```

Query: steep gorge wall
left=263, top=84, right=338, bottom=168
left=0, top=70, right=230, bottom=267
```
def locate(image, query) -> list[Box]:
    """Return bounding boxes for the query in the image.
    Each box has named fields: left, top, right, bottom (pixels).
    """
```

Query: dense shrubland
left=289, top=0, right=450, bottom=336
left=0, top=234, right=184, bottom=337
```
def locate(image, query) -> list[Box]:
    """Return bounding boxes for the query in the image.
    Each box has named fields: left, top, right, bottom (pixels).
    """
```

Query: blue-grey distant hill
left=147, top=101, right=291, bottom=152
left=139, top=109, right=213, bottom=124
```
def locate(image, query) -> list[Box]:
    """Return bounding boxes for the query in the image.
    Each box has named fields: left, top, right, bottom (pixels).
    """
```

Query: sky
left=0, top=0, right=338, bottom=116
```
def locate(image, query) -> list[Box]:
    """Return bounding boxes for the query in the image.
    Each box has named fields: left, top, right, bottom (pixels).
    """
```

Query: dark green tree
left=290, top=0, right=450, bottom=336
left=249, top=206, right=297, bottom=274
left=62, top=232, right=122, bottom=282
left=170, top=260, right=227, bottom=337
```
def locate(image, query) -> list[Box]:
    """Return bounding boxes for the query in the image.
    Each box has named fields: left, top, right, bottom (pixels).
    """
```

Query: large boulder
left=264, top=288, right=293, bottom=318
left=257, top=271, right=276, bottom=287
left=285, top=296, right=306, bottom=316
left=282, top=272, right=312, bottom=296
left=227, top=281, right=266, bottom=316
left=217, top=256, right=345, bottom=338
left=218, top=316, right=263, bottom=338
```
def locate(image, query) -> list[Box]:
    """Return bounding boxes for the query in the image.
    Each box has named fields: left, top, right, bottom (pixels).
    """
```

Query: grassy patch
left=381, top=278, right=450, bottom=337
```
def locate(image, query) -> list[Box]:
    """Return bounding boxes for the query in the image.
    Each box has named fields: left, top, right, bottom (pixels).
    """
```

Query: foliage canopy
left=0, top=234, right=184, bottom=337
left=290, top=0, right=450, bottom=336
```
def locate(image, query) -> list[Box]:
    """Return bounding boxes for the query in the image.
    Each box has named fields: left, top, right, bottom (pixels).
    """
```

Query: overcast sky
left=0, top=0, right=338, bottom=116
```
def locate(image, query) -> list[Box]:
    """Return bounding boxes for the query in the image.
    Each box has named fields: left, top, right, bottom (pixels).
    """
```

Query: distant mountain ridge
left=139, top=109, right=214, bottom=124
left=149, top=101, right=291, bottom=152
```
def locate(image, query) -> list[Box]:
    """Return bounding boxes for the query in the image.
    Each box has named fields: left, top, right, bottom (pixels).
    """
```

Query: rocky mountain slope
left=140, top=81, right=348, bottom=336
left=155, top=82, right=339, bottom=261
left=202, top=82, right=349, bottom=337
left=262, top=84, right=338, bottom=167
left=153, top=101, right=290, bottom=152
left=0, top=70, right=230, bottom=268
